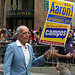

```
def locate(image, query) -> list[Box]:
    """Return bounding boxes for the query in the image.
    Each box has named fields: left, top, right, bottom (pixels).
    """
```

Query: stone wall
left=34, top=0, right=48, bottom=30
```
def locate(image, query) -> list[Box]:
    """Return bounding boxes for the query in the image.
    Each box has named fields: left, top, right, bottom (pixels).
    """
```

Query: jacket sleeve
left=31, top=46, right=46, bottom=66
left=4, top=45, right=14, bottom=75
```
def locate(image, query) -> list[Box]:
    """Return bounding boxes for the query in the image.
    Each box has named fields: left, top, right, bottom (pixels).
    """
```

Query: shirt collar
left=16, top=40, right=29, bottom=47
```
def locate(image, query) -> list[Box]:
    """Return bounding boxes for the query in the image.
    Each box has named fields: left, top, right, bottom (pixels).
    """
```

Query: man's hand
left=44, top=50, right=52, bottom=60
left=65, top=53, right=74, bottom=58
left=70, top=54, right=75, bottom=58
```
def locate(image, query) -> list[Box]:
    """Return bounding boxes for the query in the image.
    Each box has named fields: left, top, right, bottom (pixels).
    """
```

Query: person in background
left=9, top=29, right=12, bottom=34
left=29, top=31, right=34, bottom=42
left=69, top=30, right=74, bottom=40
left=34, top=32, right=38, bottom=39
left=36, top=34, right=41, bottom=44
left=33, top=36, right=37, bottom=45
left=11, top=34, right=17, bottom=42
left=0, top=29, right=5, bottom=41
left=38, top=27, right=42, bottom=35
left=53, top=30, right=75, bottom=75
left=4, top=25, right=52, bottom=75
left=9, top=33, right=13, bottom=41
left=5, top=27, right=10, bottom=34
left=29, top=39, right=33, bottom=45
left=3, top=33, right=9, bottom=42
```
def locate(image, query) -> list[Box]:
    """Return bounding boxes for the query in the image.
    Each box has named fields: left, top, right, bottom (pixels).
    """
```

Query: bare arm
left=53, top=49, right=73, bottom=58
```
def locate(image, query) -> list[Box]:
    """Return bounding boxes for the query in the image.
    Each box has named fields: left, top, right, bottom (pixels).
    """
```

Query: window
left=11, top=0, right=13, bottom=5
left=11, top=0, right=34, bottom=10
left=22, top=0, right=34, bottom=10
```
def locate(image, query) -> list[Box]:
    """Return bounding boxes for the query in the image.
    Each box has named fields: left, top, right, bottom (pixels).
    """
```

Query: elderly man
left=4, top=25, right=51, bottom=75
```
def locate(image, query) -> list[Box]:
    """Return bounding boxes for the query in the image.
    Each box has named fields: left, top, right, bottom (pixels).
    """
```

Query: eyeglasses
left=22, top=31, right=30, bottom=35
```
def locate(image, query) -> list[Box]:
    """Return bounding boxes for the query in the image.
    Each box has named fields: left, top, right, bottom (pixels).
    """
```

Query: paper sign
left=47, top=0, right=74, bottom=24
left=40, top=0, right=74, bottom=46
left=40, top=22, right=69, bottom=46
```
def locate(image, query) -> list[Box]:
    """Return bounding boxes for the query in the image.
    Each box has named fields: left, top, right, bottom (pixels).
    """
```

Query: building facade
left=4, top=0, right=34, bottom=30
left=0, top=0, right=5, bottom=28
left=0, top=0, right=75, bottom=30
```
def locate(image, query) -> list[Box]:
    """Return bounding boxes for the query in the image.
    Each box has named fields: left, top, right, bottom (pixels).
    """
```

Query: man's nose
left=26, top=33, right=30, bottom=37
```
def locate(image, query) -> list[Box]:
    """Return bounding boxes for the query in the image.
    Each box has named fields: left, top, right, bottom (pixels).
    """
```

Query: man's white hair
left=15, top=27, right=21, bottom=35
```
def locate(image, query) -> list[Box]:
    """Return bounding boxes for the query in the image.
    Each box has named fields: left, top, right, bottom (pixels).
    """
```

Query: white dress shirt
left=16, top=40, right=30, bottom=67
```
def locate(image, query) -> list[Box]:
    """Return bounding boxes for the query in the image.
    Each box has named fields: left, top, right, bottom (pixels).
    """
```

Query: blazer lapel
left=17, top=46, right=26, bottom=67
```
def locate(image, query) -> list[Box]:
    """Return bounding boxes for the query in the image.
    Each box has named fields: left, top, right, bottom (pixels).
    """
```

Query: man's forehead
left=20, top=27, right=29, bottom=32
left=22, top=30, right=29, bottom=33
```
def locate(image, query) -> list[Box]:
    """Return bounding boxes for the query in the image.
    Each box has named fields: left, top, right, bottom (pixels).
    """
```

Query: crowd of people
left=0, top=27, right=17, bottom=42
left=0, top=27, right=42, bottom=45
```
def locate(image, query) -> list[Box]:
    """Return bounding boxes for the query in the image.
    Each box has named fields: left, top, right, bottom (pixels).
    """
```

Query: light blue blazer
left=4, top=42, right=46, bottom=75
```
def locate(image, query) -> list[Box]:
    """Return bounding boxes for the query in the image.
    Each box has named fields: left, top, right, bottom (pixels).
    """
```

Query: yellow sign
left=40, top=0, right=74, bottom=46
left=47, top=0, right=74, bottom=24
left=40, top=22, right=69, bottom=46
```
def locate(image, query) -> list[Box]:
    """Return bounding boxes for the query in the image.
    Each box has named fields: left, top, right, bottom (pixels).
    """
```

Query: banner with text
left=40, top=0, right=74, bottom=46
